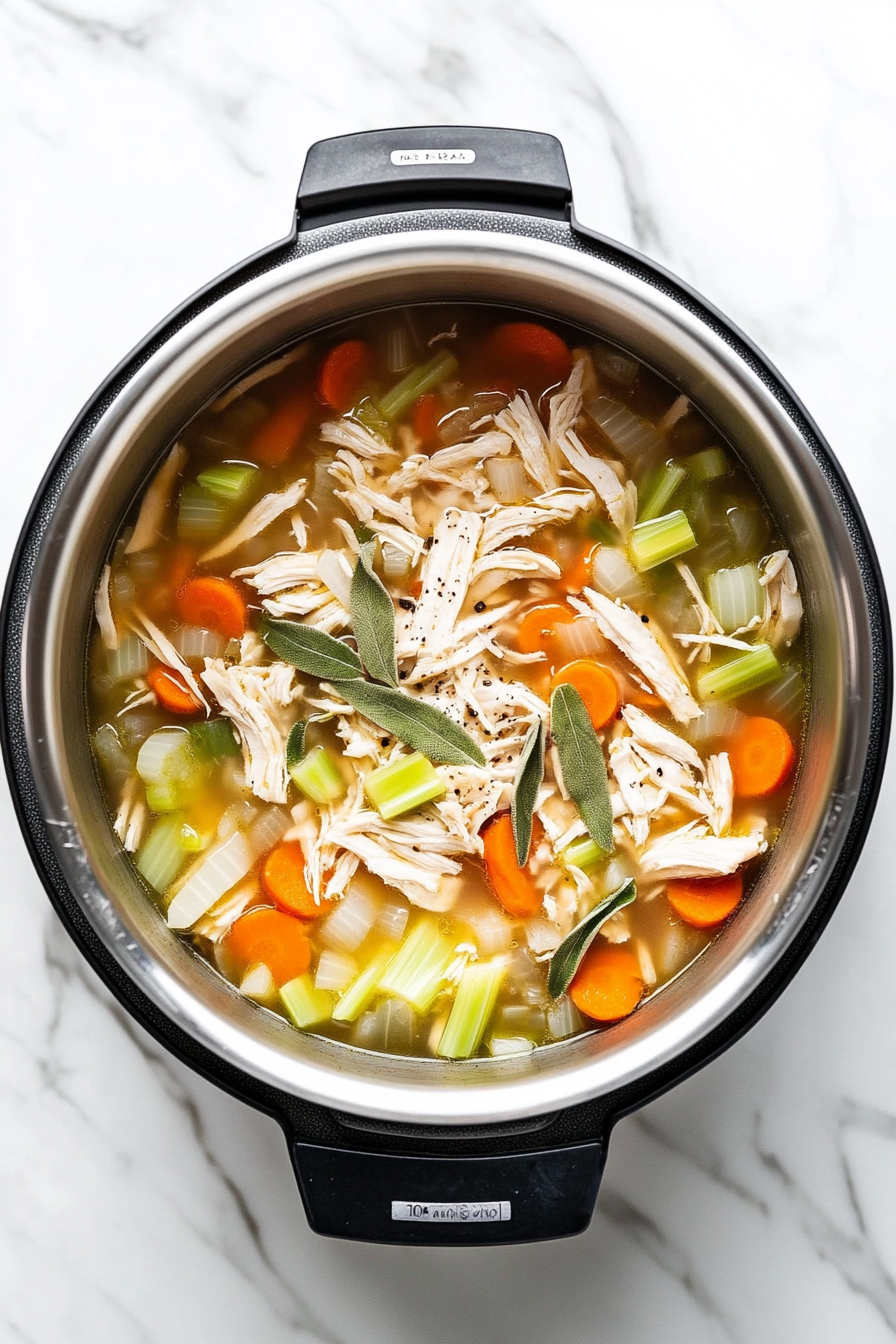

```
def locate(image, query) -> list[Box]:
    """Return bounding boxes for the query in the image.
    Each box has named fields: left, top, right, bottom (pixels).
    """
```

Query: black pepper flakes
left=474, top=600, right=486, bottom=613
left=398, top=598, right=416, bottom=612
left=641, top=614, right=649, bottom=623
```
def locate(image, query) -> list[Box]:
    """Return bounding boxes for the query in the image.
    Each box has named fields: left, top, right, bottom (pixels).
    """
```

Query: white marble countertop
left=2, top=1, right=895, bottom=1340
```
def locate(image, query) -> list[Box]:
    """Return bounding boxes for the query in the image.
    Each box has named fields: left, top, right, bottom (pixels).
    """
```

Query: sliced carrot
left=729, top=716, right=795, bottom=797
left=177, top=576, right=247, bottom=640
left=261, top=841, right=332, bottom=921
left=412, top=392, right=442, bottom=449
left=482, top=321, right=573, bottom=395
left=250, top=390, right=313, bottom=467
left=482, top=811, right=543, bottom=919
left=562, top=542, right=597, bottom=595
left=147, top=664, right=204, bottom=716
left=224, top=907, right=311, bottom=986
left=550, top=660, right=619, bottom=731
left=516, top=603, right=576, bottom=665
left=570, top=943, right=644, bottom=1023
left=316, top=340, right=372, bottom=412
left=408, top=578, right=423, bottom=599
left=666, top=873, right=744, bottom=929
left=167, top=542, right=196, bottom=594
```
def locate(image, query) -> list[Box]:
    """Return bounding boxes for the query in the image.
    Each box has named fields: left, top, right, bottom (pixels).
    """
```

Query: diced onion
left=546, top=996, right=585, bottom=1041
left=706, top=564, right=763, bottom=632
left=594, top=344, right=640, bottom=386
left=106, top=636, right=150, bottom=685
left=381, top=543, right=411, bottom=583
left=486, top=455, right=529, bottom=504
left=351, top=999, right=416, bottom=1054
left=171, top=625, right=227, bottom=664
left=376, top=899, right=410, bottom=941
left=240, top=962, right=277, bottom=1002
left=217, top=800, right=258, bottom=840
left=489, top=1037, right=535, bottom=1056
left=760, top=667, right=804, bottom=725
left=317, top=549, right=353, bottom=607
left=314, top=949, right=358, bottom=992
left=554, top=616, right=607, bottom=664
left=590, top=547, right=645, bottom=602
left=136, top=728, right=191, bottom=786
left=247, top=806, right=291, bottom=857
left=321, top=883, right=378, bottom=951
left=687, top=702, right=745, bottom=745
left=586, top=397, right=660, bottom=462
left=464, top=904, right=514, bottom=957
left=167, top=831, right=255, bottom=929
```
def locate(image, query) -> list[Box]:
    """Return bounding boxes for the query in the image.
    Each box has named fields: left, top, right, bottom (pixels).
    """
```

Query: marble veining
left=1, top=0, right=895, bottom=1340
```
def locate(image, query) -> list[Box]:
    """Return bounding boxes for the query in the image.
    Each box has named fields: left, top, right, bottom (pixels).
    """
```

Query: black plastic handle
left=296, top=125, right=572, bottom=228
left=291, top=1139, right=605, bottom=1245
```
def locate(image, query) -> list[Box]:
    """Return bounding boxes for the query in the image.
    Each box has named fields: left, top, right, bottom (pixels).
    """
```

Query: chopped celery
left=137, top=812, right=188, bottom=892
left=378, top=350, right=459, bottom=422
left=137, top=727, right=207, bottom=812
left=196, top=462, right=257, bottom=502
left=630, top=509, right=697, bottom=571
left=289, top=745, right=346, bottom=804
left=352, top=398, right=391, bottom=442
left=190, top=718, right=240, bottom=761
left=177, top=482, right=229, bottom=542
left=178, top=820, right=213, bottom=853
left=136, top=728, right=192, bottom=784
left=697, top=643, right=781, bottom=701
left=364, top=752, right=446, bottom=820
left=145, top=782, right=182, bottom=814
left=562, top=835, right=604, bottom=872
left=378, top=918, right=457, bottom=1014
left=637, top=461, right=687, bottom=523
left=280, top=974, right=333, bottom=1029
left=685, top=446, right=729, bottom=482
left=332, top=952, right=394, bottom=1023
left=437, top=958, right=506, bottom=1060
left=706, top=563, right=763, bottom=632
left=93, top=722, right=132, bottom=790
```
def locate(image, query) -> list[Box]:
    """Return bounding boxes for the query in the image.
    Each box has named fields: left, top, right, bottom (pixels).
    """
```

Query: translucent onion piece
left=546, top=996, right=585, bottom=1041
left=240, top=962, right=277, bottom=1003
left=489, top=1036, right=535, bottom=1056
left=381, top=542, right=411, bottom=583
left=554, top=616, right=607, bottom=664
left=464, top=903, right=514, bottom=957
left=352, top=999, right=416, bottom=1054
left=687, top=701, right=745, bottom=745
left=106, top=636, right=150, bottom=685
left=587, top=398, right=660, bottom=462
left=314, top=949, right=358, bottom=992
left=486, top=455, right=528, bottom=504
left=93, top=723, right=132, bottom=790
left=167, top=831, right=255, bottom=929
left=656, top=922, right=705, bottom=980
left=136, top=728, right=191, bottom=786
left=171, top=625, right=227, bottom=664
left=321, top=883, right=378, bottom=952
left=590, top=547, right=645, bottom=602
left=760, top=666, right=804, bottom=726
left=247, top=806, right=290, bottom=858
left=376, top=898, right=410, bottom=942
left=594, top=344, right=640, bottom=386
left=216, top=800, right=258, bottom=840
left=706, top=564, right=763, bottom=633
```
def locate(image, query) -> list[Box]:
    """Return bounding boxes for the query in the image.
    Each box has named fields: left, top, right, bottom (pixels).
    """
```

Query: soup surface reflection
left=88, top=305, right=806, bottom=1060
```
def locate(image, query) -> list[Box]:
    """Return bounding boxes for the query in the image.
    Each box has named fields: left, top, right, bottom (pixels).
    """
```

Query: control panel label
left=391, top=1200, right=510, bottom=1223
left=390, top=149, right=476, bottom=166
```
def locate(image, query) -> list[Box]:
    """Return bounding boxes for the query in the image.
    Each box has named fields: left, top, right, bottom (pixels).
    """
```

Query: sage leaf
left=547, top=880, right=637, bottom=999
left=332, top=679, right=485, bottom=767
left=285, top=721, right=307, bottom=773
left=511, top=720, right=546, bottom=866
left=350, top=540, right=399, bottom=687
left=551, top=682, right=614, bottom=854
left=261, top=617, right=363, bottom=682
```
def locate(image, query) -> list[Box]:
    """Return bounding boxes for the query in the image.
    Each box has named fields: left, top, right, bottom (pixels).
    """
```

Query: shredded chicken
left=127, top=608, right=209, bottom=711
left=94, top=564, right=118, bottom=651
left=572, top=589, right=702, bottom=723
left=125, top=443, right=188, bottom=554
left=320, top=416, right=395, bottom=461
left=113, top=779, right=145, bottom=852
left=555, top=428, right=637, bottom=534
left=494, top=393, right=559, bottom=493
left=200, top=658, right=299, bottom=803
left=759, top=549, right=803, bottom=648
left=705, top=753, right=734, bottom=837
left=639, top=821, right=767, bottom=879
left=210, top=345, right=309, bottom=413
left=200, top=479, right=307, bottom=563
left=479, top=488, right=594, bottom=553
left=548, top=359, right=585, bottom=446
left=402, top=509, right=482, bottom=670
left=329, top=451, right=419, bottom=534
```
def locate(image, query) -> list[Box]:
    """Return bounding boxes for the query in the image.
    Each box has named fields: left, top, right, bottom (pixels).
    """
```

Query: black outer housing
left=1, top=127, right=891, bottom=1246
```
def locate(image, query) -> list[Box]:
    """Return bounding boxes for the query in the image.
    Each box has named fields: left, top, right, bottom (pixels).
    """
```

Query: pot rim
left=5, top=220, right=888, bottom=1124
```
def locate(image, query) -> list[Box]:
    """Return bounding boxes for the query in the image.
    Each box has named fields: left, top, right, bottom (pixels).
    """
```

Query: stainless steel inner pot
left=20, top=225, right=876, bottom=1125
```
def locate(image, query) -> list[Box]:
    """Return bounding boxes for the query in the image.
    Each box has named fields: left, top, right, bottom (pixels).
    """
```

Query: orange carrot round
left=261, top=841, right=332, bottom=921
left=516, top=603, right=576, bottom=665
left=569, top=943, right=644, bottom=1022
left=412, top=392, right=442, bottom=449
left=177, top=576, right=247, bottom=640
left=482, top=811, right=543, bottom=919
left=147, top=664, right=204, bottom=716
left=316, top=340, right=372, bottom=412
left=666, top=873, right=744, bottom=928
left=482, top=322, right=573, bottom=394
left=250, top=391, right=312, bottom=467
left=551, top=660, right=619, bottom=730
left=729, top=717, right=795, bottom=797
left=225, top=907, right=311, bottom=986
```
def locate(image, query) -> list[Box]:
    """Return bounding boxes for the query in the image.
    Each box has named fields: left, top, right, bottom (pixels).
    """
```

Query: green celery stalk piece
left=637, top=461, right=687, bottom=523
left=289, top=745, right=346, bottom=804
left=562, top=835, right=604, bottom=872
left=332, top=952, right=394, bottom=1023
left=378, top=919, right=457, bottom=1014
left=280, top=974, right=333, bottom=1029
left=630, top=509, right=697, bottom=571
left=697, top=643, right=781, bottom=701
left=437, top=958, right=506, bottom=1059
left=196, top=462, right=257, bottom=502
left=137, top=812, right=188, bottom=892
left=364, top=751, right=446, bottom=820
left=378, top=350, right=459, bottom=422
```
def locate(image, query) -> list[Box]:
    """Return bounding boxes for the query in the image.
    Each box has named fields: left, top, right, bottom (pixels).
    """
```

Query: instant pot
left=2, top=126, right=890, bottom=1245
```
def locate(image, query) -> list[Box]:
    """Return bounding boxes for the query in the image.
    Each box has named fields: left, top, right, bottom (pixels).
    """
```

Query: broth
left=87, top=304, right=806, bottom=1060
